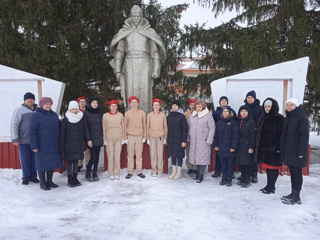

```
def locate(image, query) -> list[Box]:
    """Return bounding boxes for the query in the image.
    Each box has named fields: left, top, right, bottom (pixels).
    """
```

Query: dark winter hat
left=88, top=97, right=98, bottom=105
left=219, top=96, right=229, bottom=104
left=246, top=90, right=256, bottom=99
left=222, top=106, right=232, bottom=113
left=239, top=105, right=250, bottom=113
left=39, top=97, right=53, bottom=108
left=172, top=100, right=181, bottom=108
left=24, top=92, right=35, bottom=101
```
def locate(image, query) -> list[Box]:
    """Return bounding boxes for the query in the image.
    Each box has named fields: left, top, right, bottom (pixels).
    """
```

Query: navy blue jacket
left=167, top=111, right=188, bottom=159
left=244, top=99, right=262, bottom=123
left=213, top=117, right=239, bottom=158
left=212, top=106, right=237, bottom=123
left=29, top=108, right=63, bottom=171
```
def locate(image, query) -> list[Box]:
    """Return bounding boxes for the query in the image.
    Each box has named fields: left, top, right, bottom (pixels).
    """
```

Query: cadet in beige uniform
left=147, top=98, right=168, bottom=177
left=103, top=100, right=124, bottom=180
left=185, top=99, right=198, bottom=175
left=124, top=96, right=147, bottom=179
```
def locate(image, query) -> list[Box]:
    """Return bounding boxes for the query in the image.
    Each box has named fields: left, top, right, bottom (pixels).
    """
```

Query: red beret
left=77, top=96, right=87, bottom=103
left=128, top=96, right=139, bottom=103
left=108, top=100, right=119, bottom=106
left=188, top=99, right=197, bottom=104
left=152, top=98, right=162, bottom=104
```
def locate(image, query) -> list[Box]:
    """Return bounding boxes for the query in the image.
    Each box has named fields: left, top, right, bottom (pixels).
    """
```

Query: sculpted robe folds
left=110, top=17, right=166, bottom=113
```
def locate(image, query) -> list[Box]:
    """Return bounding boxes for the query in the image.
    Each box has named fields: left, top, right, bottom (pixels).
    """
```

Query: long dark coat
left=29, top=108, right=63, bottom=171
left=84, top=104, right=103, bottom=148
left=167, top=111, right=188, bottom=159
left=213, top=117, right=239, bottom=158
left=244, top=98, right=262, bottom=123
left=59, top=115, right=89, bottom=161
left=280, top=105, right=309, bottom=167
left=236, top=113, right=256, bottom=165
left=254, top=98, right=284, bottom=166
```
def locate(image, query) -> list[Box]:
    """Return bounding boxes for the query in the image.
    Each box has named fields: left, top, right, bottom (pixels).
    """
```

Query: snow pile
left=1, top=166, right=320, bottom=240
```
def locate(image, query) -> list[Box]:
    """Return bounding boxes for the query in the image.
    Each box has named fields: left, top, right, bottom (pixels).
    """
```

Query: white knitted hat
left=285, top=98, right=299, bottom=107
left=68, top=100, right=79, bottom=111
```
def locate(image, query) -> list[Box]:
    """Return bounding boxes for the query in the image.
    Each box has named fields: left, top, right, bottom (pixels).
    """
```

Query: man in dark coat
left=212, top=96, right=237, bottom=178
left=280, top=98, right=309, bottom=205
left=243, top=90, right=262, bottom=183
left=167, top=100, right=188, bottom=180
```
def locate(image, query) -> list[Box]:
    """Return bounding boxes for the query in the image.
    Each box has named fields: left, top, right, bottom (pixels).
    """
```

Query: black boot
left=281, top=188, right=294, bottom=201
left=251, top=172, right=258, bottom=183
left=85, top=169, right=94, bottom=182
left=193, top=172, right=200, bottom=180
left=196, top=174, right=204, bottom=183
left=38, top=171, right=51, bottom=190
left=92, top=169, right=100, bottom=181
left=282, top=189, right=302, bottom=205
left=212, top=171, right=221, bottom=178
left=73, top=173, right=82, bottom=186
left=46, top=170, right=59, bottom=188
left=67, top=175, right=76, bottom=188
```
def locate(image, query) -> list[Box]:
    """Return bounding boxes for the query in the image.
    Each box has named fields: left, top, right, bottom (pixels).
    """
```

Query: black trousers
left=196, top=165, right=207, bottom=175
left=88, top=147, right=101, bottom=171
left=172, top=158, right=183, bottom=167
left=265, top=169, right=279, bottom=191
left=67, top=160, right=78, bottom=175
left=215, top=155, right=221, bottom=173
left=240, top=164, right=253, bottom=182
left=289, top=166, right=303, bottom=191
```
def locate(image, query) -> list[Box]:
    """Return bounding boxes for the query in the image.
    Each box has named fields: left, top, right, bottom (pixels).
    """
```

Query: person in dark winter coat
left=213, top=106, right=239, bottom=186
left=29, top=97, right=63, bottom=191
left=236, top=105, right=256, bottom=188
left=212, top=96, right=237, bottom=178
left=167, top=100, right=188, bottom=180
left=10, top=92, right=39, bottom=185
left=243, top=90, right=262, bottom=183
left=255, top=98, right=284, bottom=194
left=188, top=101, right=215, bottom=183
left=280, top=98, right=309, bottom=205
left=84, top=97, right=103, bottom=182
left=60, top=101, right=89, bottom=187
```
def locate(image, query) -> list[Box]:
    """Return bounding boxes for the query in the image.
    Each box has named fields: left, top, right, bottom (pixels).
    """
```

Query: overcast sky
left=156, top=0, right=239, bottom=29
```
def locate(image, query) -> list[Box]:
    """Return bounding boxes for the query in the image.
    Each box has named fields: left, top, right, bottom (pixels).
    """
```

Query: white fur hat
left=285, top=98, right=299, bottom=107
left=68, top=100, right=79, bottom=111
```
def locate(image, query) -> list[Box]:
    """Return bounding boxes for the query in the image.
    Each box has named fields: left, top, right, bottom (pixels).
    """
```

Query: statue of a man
left=110, top=5, right=167, bottom=113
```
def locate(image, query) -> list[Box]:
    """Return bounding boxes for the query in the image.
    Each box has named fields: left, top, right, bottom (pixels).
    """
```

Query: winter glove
left=121, top=140, right=125, bottom=145
left=104, top=141, right=108, bottom=146
left=142, top=138, right=146, bottom=143
left=124, top=139, right=128, bottom=144
left=163, top=139, right=166, bottom=145
left=147, top=140, right=151, bottom=145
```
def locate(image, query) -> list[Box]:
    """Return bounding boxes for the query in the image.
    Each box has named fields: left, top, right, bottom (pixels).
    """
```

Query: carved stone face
left=131, top=11, right=142, bottom=26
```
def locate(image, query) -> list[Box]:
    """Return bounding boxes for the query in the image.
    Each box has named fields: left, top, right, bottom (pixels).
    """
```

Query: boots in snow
left=47, top=170, right=59, bottom=188
left=67, top=175, right=76, bottom=188
left=85, top=169, right=94, bottom=182
left=174, top=166, right=182, bottom=180
left=251, top=172, right=258, bottom=183
left=281, top=188, right=294, bottom=201
left=282, top=189, right=302, bottom=205
left=169, top=165, right=177, bottom=179
left=38, top=171, right=50, bottom=191
left=193, top=171, right=200, bottom=180
left=92, top=169, right=100, bottom=181
left=212, top=171, right=221, bottom=178
left=196, top=174, right=204, bottom=183
left=73, top=173, right=82, bottom=186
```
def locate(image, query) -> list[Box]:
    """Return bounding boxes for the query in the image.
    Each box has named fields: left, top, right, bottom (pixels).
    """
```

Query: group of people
left=10, top=90, right=309, bottom=205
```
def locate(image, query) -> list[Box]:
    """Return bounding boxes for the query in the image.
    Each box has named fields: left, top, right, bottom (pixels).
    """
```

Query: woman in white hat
left=280, top=98, right=309, bottom=205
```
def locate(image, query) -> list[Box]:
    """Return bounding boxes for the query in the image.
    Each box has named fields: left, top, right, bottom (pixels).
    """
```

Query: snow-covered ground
left=1, top=165, right=320, bottom=240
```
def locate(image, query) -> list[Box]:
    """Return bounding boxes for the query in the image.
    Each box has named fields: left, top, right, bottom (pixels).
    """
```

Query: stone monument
left=110, top=5, right=167, bottom=113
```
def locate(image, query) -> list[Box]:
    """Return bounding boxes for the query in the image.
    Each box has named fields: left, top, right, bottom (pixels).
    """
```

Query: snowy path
left=1, top=166, right=320, bottom=240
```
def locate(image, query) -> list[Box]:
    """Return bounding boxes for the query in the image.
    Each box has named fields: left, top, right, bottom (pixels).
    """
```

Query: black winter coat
left=84, top=104, right=103, bottom=148
left=212, top=106, right=237, bottom=123
left=244, top=98, right=262, bottom=123
left=213, top=117, right=239, bottom=158
left=254, top=98, right=283, bottom=166
left=236, top=114, right=256, bottom=165
left=167, top=111, right=188, bottom=158
left=280, top=105, right=309, bottom=167
left=59, top=116, right=90, bottom=161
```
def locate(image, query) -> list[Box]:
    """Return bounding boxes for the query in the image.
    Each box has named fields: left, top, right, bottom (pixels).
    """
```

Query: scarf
left=65, top=110, right=83, bottom=123
left=192, top=107, right=209, bottom=119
